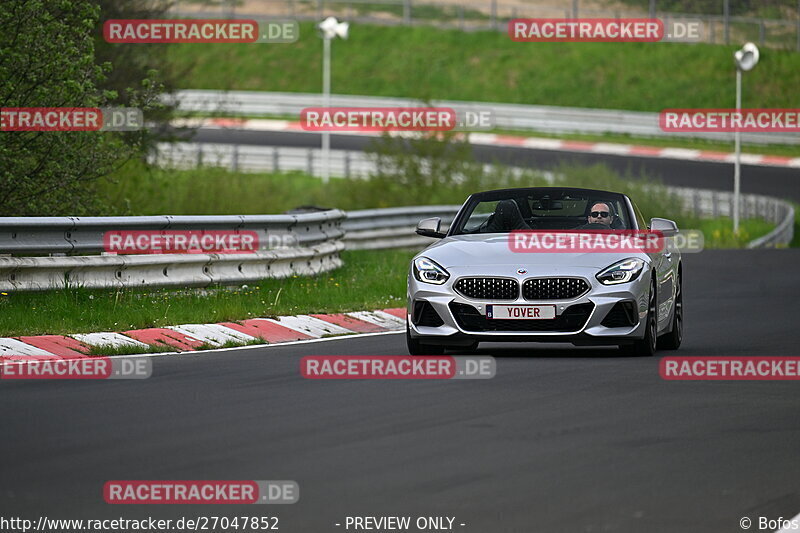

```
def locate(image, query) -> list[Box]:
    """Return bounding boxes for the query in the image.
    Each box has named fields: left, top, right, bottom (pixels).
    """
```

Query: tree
left=0, top=0, right=137, bottom=215
left=92, top=0, right=185, bottom=146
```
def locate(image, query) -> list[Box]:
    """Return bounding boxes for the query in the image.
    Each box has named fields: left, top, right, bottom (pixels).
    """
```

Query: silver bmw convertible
left=406, top=187, right=682, bottom=356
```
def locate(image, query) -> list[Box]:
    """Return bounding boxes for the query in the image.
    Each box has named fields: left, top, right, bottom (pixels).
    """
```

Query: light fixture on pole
left=318, top=16, right=349, bottom=183
left=732, top=42, right=759, bottom=234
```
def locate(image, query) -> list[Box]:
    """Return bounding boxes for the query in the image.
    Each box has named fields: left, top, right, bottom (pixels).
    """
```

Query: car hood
left=420, top=234, right=651, bottom=269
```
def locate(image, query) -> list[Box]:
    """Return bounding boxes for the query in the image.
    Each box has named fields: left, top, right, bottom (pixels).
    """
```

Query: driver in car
left=575, top=202, right=616, bottom=230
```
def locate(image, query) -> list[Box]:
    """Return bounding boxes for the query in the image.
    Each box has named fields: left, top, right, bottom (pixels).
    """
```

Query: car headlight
left=413, top=256, right=450, bottom=285
left=596, top=258, right=646, bottom=285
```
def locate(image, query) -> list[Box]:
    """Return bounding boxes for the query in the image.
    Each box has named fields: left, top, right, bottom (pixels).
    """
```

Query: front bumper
left=407, top=265, right=651, bottom=346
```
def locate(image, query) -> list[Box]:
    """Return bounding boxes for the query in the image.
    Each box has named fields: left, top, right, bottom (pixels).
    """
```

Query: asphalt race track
left=188, top=128, right=800, bottom=202
left=2, top=249, right=799, bottom=532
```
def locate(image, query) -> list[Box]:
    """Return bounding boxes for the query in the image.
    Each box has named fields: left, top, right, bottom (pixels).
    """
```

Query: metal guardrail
left=0, top=242, right=344, bottom=291
left=169, top=90, right=800, bottom=146
left=152, top=143, right=376, bottom=177
left=343, top=205, right=461, bottom=249
left=0, top=211, right=345, bottom=256
left=0, top=211, right=346, bottom=291
left=149, top=142, right=522, bottom=179
left=154, top=143, right=795, bottom=250
left=170, top=0, right=800, bottom=51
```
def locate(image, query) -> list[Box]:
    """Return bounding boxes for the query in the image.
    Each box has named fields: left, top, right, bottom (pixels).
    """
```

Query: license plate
left=486, top=304, right=557, bottom=320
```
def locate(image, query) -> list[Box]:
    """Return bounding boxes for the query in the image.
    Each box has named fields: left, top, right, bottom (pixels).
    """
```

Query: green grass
left=88, top=343, right=177, bottom=356
left=98, top=162, right=338, bottom=215
left=85, top=335, right=267, bottom=356
left=0, top=249, right=414, bottom=337
left=165, top=22, right=800, bottom=111
left=690, top=217, right=778, bottom=248
left=791, top=202, right=800, bottom=248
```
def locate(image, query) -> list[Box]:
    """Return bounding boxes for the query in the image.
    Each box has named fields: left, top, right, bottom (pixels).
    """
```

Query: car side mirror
left=416, top=217, right=445, bottom=239
left=650, top=217, right=679, bottom=237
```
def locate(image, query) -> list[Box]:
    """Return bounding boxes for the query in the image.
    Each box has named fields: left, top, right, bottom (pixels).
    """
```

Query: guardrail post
left=317, top=0, right=323, bottom=19
left=649, top=0, right=655, bottom=18
left=571, top=0, right=578, bottom=18
left=693, top=192, right=701, bottom=217
left=710, top=16, right=716, bottom=43
left=196, top=144, right=203, bottom=168
left=404, top=0, right=411, bottom=24
left=344, top=151, right=351, bottom=178
left=490, top=0, right=497, bottom=29
left=712, top=192, right=719, bottom=217
left=273, top=147, right=280, bottom=172
left=723, top=0, right=730, bottom=44
left=231, top=144, right=239, bottom=172
left=759, top=19, right=765, bottom=45
left=307, top=149, right=314, bottom=176
left=458, top=6, right=464, bottom=30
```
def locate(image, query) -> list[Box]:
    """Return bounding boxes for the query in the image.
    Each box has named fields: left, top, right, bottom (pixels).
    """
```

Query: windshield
left=453, top=190, right=632, bottom=234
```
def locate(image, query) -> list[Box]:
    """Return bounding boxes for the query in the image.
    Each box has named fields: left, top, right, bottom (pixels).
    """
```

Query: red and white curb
left=0, top=308, right=407, bottom=364
left=175, top=117, right=800, bottom=169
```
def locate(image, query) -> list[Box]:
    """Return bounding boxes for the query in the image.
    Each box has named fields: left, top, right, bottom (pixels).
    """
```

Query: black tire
left=620, top=276, right=658, bottom=357
left=658, top=271, right=683, bottom=350
left=406, top=321, right=445, bottom=355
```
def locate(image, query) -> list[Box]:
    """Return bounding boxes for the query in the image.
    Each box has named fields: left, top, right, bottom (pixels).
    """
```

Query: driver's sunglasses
left=590, top=211, right=610, bottom=218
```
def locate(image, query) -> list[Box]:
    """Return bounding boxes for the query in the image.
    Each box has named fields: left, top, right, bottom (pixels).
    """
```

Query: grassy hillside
left=165, top=22, right=800, bottom=111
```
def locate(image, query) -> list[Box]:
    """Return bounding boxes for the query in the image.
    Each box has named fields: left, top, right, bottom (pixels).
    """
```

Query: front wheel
left=658, top=272, right=682, bottom=350
left=620, top=276, right=657, bottom=357
left=406, top=321, right=445, bottom=355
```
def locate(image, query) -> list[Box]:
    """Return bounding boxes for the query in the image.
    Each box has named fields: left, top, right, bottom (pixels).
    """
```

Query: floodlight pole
left=733, top=67, right=742, bottom=234
left=322, top=36, right=331, bottom=183
left=732, top=43, right=758, bottom=234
